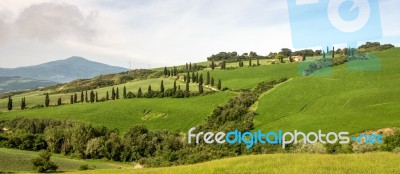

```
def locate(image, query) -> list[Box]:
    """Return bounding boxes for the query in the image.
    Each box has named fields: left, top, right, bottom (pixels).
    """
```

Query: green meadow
left=0, top=92, right=235, bottom=132
left=69, top=152, right=400, bottom=174
left=254, top=48, right=400, bottom=133
left=0, top=148, right=125, bottom=173
left=0, top=77, right=204, bottom=111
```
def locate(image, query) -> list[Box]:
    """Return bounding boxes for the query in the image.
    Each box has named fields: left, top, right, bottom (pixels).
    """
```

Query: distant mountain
left=0, top=57, right=129, bottom=83
left=0, top=76, right=59, bottom=93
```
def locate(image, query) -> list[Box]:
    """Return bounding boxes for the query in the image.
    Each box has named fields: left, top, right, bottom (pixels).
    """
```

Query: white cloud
left=0, top=0, right=398, bottom=69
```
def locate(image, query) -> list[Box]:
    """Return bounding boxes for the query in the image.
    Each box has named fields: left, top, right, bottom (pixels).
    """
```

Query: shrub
left=353, top=143, right=379, bottom=153
left=31, top=150, right=58, bottom=173
left=393, top=147, right=400, bottom=154
left=291, top=142, right=326, bottom=154
left=79, top=164, right=89, bottom=170
left=381, top=130, right=400, bottom=151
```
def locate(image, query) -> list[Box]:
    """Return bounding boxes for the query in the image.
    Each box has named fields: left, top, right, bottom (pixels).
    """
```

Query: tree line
left=5, top=76, right=222, bottom=111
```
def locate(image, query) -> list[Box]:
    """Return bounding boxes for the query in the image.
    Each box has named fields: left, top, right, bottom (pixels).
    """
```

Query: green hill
left=0, top=148, right=124, bottom=173
left=254, top=48, right=400, bottom=133
left=69, top=152, right=400, bottom=174
left=0, top=92, right=235, bottom=132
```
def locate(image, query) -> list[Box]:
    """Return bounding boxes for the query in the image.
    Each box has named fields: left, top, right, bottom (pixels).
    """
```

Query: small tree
left=206, top=71, right=210, bottom=85
left=74, top=93, right=78, bottom=103
left=8, top=96, right=13, bottom=111
left=85, top=91, right=88, bottom=102
left=137, top=87, right=143, bottom=98
left=70, top=95, right=73, bottom=104
left=249, top=58, right=252, bottom=67
left=185, top=81, right=190, bottom=92
left=90, top=91, right=95, bottom=103
left=95, top=92, right=98, bottom=102
left=257, top=58, right=260, bottom=65
left=116, top=87, right=120, bottom=99
left=173, top=80, right=177, bottom=93
left=111, top=87, right=116, bottom=100
left=21, top=97, right=26, bottom=110
left=217, top=79, right=222, bottom=90
left=45, top=93, right=50, bottom=107
left=31, top=150, right=58, bottom=173
left=123, top=86, right=127, bottom=99
left=211, top=77, right=215, bottom=86
left=160, top=80, right=165, bottom=93
left=163, top=66, right=167, bottom=76
left=148, top=85, right=152, bottom=93
left=80, top=91, right=84, bottom=103
left=106, top=91, right=109, bottom=100
left=211, top=60, right=215, bottom=70
left=57, top=98, right=62, bottom=106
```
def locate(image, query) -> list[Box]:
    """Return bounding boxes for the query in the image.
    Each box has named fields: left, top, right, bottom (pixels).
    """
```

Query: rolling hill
left=0, top=56, right=128, bottom=83
left=0, top=76, right=58, bottom=93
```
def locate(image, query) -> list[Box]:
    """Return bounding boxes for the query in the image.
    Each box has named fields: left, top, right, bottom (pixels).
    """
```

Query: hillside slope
left=255, top=48, right=400, bottom=133
left=69, top=153, right=400, bottom=174
left=0, top=76, right=58, bottom=93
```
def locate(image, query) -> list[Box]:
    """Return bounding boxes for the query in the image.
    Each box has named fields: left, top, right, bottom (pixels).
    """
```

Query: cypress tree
left=211, top=77, right=215, bottom=86
left=211, top=60, right=215, bottom=70
left=217, top=79, right=222, bottom=90
left=116, top=87, right=120, bottom=99
left=74, top=93, right=78, bottom=103
left=183, top=75, right=187, bottom=82
left=173, top=80, right=177, bottom=93
left=206, top=71, right=210, bottom=85
left=106, top=91, right=109, bottom=100
left=123, top=86, right=127, bottom=99
left=57, top=97, right=62, bottom=106
left=191, top=72, right=195, bottom=83
left=21, top=97, right=26, bottom=110
left=80, top=91, right=84, bottom=103
left=111, top=87, right=115, bottom=100
left=163, top=66, right=167, bottom=76
left=257, top=58, right=260, bottom=65
left=70, top=95, right=73, bottom=104
left=332, top=46, right=335, bottom=59
left=199, top=74, right=203, bottom=85
left=196, top=73, right=199, bottom=83
left=185, top=63, right=188, bottom=71
left=186, top=72, right=190, bottom=83
left=199, top=74, right=204, bottom=94
left=249, top=58, right=252, bottom=67
left=160, top=80, right=165, bottom=92
left=85, top=91, right=88, bottom=102
left=137, top=87, right=143, bottom=98
left=148, top=85, right=152, bottom=93
left=90, top=91, right=95, bottom=103
left=7, top=96, right=12, bottom=111
left=189, top=62, right=192, bottom=70
left=45, top=93, right=50, bottom=107
left=185, top=81, right=189, bottom=92
left=95, top=92, right=98, bottom=102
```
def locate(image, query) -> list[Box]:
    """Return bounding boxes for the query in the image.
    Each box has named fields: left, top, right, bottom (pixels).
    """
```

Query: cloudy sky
left=0, top=0, right=399, bottom=69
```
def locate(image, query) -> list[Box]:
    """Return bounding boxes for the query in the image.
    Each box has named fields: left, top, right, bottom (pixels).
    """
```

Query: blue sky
left=0, top=0, right=398, bottom=69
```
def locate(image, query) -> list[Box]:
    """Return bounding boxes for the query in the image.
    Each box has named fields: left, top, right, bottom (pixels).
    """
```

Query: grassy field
left=0, top=148, right=125, bottom=173
left=0, top=77, right=204, bottom=111
left=0, top=92, right=235, bottom=132
left=254, top=48, right=400, bottom=133
left=194, top=62, right=298, bottom=90
left=68, top=152, right=400, bottom=174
